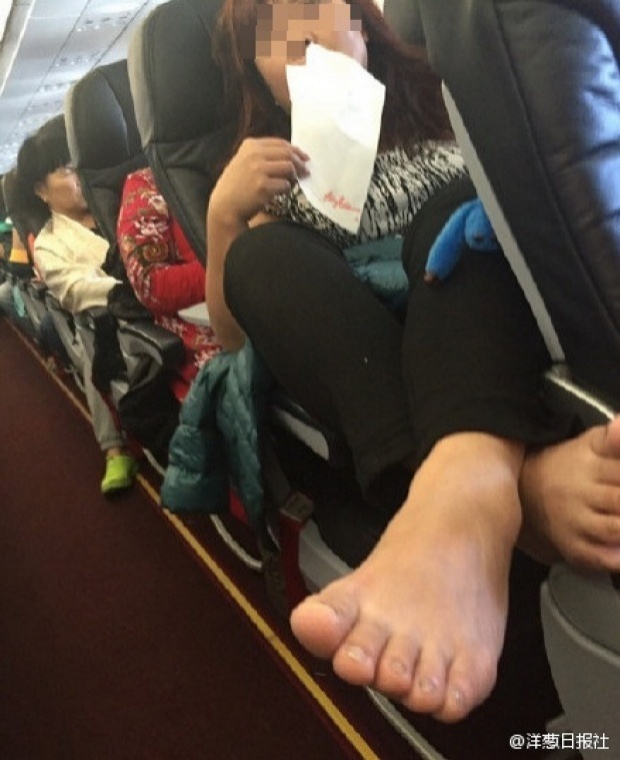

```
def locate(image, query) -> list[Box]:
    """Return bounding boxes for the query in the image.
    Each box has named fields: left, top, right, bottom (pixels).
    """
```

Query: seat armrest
left=117, top=319, right=185, bottom=368
left=73, top=306, right=110, bottom=331
left=44, top=291, right=63, bottom=311
left=542, top=366, right=615, bottom=428
left=28, top=280, right=48, bottom=300
left=270, top=389, right=350, bottom=466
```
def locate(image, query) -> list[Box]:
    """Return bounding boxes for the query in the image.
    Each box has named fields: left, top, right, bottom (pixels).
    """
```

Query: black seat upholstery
left=1, top=168, right=46, bottom=251
left=384, top=0, right=425, bottom=45
left=416, top=0, right=620, bottom=406
left=1, top=169, right=51, bottom=339
left=65, top=59, right=148, bottom=244
left=412, top=0, right=620, bottom=749
left=128, top=0, right=229, bottom=264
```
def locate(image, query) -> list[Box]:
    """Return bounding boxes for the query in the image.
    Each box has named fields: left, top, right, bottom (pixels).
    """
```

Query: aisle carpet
left=0, top=318, right=563, bottom=760
left=0, top=319, right=380, bottom=760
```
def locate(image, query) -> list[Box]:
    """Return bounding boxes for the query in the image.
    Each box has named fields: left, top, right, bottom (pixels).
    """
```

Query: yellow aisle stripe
left=12, top=323, right=379, bottom=760
left=141, top=475, right=379, bottom=760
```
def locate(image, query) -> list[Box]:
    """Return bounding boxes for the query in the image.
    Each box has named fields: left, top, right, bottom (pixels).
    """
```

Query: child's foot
left=290, top=433, right=523, bottom=722
left=101, top=452, right=138, bottom=496
left=520, top=416, right=620, bottom=571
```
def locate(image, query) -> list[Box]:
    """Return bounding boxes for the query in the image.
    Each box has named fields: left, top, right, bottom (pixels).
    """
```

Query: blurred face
left=254, top=0, right=367, bottom=110
left=35, top=165, right=88, bottom=219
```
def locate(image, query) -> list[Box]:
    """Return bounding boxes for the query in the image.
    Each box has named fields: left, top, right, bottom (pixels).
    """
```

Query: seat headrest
left=2, top=168, right=46, bottom=248
left=129, top=0, right=231, bottom=265
left=417, top=0, right=620, bottom=402
left=65, top=59, right=147, bottom=243
left=384, top=0, right=425, bottom=45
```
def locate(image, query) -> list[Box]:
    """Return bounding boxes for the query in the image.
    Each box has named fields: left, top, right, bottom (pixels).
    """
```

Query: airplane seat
left=128, top=0, right=387, bottom=599
left=1, top=169, right=46, bottom=259
left=129, top=0, right=352, bottom=455
left=67, top=52, right=271, bottom=564
left=65, top=60, right=147, bottom=243
left=127, top=0, right=231, bottom=265
left=1, top=170, right=55, bottom=344
left=412, top=0, right=620, bottom=751
left=383, top=0, right=425, bottom=46
left=65, top=60, right=185, bottom=465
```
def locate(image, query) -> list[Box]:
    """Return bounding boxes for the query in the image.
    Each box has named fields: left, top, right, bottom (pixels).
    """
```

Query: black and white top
left=266, top=140, right=468, bottom=249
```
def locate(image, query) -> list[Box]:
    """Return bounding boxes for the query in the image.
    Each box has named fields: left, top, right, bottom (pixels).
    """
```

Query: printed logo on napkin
left=286, top=44, right=386, bottom=234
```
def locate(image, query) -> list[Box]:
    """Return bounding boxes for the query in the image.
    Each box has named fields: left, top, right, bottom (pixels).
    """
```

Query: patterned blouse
left=117, top=167, right=221, bottom=397
left=267, top=141, right=467, bottom=249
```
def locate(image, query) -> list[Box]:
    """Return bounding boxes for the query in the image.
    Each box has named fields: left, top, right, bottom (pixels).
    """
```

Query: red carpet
left=0, top=319, right=377, bottom=759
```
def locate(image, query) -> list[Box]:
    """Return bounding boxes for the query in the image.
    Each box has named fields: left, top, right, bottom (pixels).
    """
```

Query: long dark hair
left=213, top=0, right=452, bottom=160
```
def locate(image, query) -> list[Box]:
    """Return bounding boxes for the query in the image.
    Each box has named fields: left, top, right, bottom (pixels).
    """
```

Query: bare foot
left=520, top=416, right=620, bottom=571
left=290, top=433, right=523, bottom=722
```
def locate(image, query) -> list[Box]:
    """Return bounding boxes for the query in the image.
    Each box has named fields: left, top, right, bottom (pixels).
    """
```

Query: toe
left=592, top=418, right=620, bottom=460
left=435, top=649, right=497, bottom=723
left=374, top=634, right=419, bottom=696
left=290, top=589, right=359, bottom=658
left=404, top=646, right=449, bottom=714
left=332, top=619, right=390, bottom=685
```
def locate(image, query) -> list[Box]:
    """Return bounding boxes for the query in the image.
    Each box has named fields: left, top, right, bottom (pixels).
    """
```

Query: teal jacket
left=161, top=342, right=274, bottom=526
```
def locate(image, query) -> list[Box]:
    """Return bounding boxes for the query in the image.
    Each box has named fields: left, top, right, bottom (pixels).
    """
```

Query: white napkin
left=286, top=44, right=386, bottom=234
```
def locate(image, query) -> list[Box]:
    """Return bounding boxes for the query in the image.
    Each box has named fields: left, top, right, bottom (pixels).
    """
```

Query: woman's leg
left=224, top=220, right=415, bottom=502
left=290, top=181, right=567, bottom=722
left=404, top=181, right=620, bottom=571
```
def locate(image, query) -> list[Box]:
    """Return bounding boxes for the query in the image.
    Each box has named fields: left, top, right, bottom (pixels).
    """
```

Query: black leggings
left=224, top=178, right=567, bottom=505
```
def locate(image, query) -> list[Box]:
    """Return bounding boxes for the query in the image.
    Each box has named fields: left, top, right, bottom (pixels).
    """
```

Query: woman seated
left=117, top=167, right=221, bottom=400
left=205, top=0, right=620, bottom=724
left=17, top=115, right=138, bottom=496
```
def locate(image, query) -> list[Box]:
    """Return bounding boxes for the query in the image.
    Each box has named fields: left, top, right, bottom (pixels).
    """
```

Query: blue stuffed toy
left=425, top=198, right=499, bottom=283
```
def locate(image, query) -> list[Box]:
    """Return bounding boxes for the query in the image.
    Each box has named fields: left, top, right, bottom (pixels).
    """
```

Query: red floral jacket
left=117, top=167, right=221, bottom=397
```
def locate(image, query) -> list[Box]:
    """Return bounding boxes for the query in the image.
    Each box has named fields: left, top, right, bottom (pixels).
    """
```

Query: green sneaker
left=101, top=453, right=138, bottom=496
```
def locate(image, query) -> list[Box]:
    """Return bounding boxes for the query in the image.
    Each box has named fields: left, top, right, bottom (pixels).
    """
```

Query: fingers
left=211, top=137, right=309, bottom=222
left=240, top=137, right=309, bottom=181
left=245, top=143, right=309, bottom=206
left=291, top=148, right=310, bottom=178
left=580, top=508, right=620, bottom=546
left=569, top=540, right=620, bottom=573
left=244, top=137, right=308, bottom=161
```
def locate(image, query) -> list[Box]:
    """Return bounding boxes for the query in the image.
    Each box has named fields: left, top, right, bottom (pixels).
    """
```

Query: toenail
left=329, top=604, right=347, bottom=620
left=345, top=645, right=368, bottom=664
left=417, top=676, right=440, bottom=693
left=389, top=658, right=408, bottom=676
left=450, top=688, right=466, bottom=706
